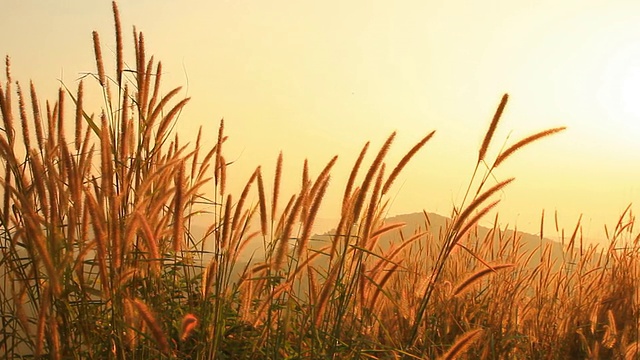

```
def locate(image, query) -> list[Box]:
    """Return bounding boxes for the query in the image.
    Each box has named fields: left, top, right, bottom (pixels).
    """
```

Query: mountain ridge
left=207, top=210, right=575, bottom=282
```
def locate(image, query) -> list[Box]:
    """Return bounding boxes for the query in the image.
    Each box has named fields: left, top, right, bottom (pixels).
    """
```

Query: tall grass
left=1, top=2, right=639, bottom=359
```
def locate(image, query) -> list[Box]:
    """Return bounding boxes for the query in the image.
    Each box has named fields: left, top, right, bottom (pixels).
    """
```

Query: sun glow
left=599, top=44, right=640, bottom=122
left=612, top=65, right=640, bottom=119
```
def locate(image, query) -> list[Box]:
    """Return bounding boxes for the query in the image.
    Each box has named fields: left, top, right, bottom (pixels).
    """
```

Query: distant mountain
left=282, top=211, right=574, bottom=273
left=379, top=212, right=570, bottom=268
left=190, top=211, right=579, bottom=284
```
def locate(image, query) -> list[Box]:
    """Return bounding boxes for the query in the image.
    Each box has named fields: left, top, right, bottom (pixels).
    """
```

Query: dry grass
left=1, top=2, right=638, bottom=360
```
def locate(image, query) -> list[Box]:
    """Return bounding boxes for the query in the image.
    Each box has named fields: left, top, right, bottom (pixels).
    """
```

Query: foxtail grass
left=5, top=3, right=640, bottom=360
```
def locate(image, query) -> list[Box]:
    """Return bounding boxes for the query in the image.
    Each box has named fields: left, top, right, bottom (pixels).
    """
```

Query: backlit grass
left=1, top=3, right=638, bottom=359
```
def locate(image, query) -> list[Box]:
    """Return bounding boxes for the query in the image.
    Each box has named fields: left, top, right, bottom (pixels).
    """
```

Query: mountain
left=380, top=212, right=570, bottom=267
left=191, top=211, right=579, bottom=285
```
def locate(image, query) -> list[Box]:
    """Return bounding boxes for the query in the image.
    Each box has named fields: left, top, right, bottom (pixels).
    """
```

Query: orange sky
left=3, top=0, right=640, bottom=244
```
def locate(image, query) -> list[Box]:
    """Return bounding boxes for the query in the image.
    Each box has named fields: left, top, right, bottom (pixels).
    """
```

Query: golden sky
left=3, top=0, right=640, bottom=244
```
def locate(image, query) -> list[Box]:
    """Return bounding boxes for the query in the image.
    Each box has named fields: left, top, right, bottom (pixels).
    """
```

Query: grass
left=0, top=2, right=638, bottom=359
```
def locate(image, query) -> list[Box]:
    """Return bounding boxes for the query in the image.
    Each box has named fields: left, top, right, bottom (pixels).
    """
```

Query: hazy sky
left=3, top=0, right=640, bottom=244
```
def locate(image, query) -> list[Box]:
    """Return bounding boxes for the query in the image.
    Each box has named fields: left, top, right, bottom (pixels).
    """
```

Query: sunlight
left=598, top=42, right=640, bottom=128
left=618, top=65, right=640, bottom=118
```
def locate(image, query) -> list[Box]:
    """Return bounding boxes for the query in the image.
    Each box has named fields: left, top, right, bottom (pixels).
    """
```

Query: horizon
left=2, top=1, right=640, bottom=245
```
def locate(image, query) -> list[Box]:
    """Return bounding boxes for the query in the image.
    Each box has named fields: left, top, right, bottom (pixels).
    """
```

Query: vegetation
left=0, top=3, right=638, bottom=359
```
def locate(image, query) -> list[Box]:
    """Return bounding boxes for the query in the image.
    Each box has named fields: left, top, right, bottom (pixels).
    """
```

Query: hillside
left=217, top=210, right=576, bottom=285
left=381, top=211, right=571, bottom=268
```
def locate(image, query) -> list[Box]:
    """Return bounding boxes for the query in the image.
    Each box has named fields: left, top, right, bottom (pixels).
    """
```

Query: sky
left=2, top=0, right=640, bottom=245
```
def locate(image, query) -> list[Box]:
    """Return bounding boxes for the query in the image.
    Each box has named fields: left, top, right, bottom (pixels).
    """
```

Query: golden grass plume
left=438, top=328, right=484, bottom=360
left=478, top=93, right=508, bottom=163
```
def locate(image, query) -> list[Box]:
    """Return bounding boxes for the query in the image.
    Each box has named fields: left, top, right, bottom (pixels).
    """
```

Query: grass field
left=1, top=3, right=639, bottom=359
